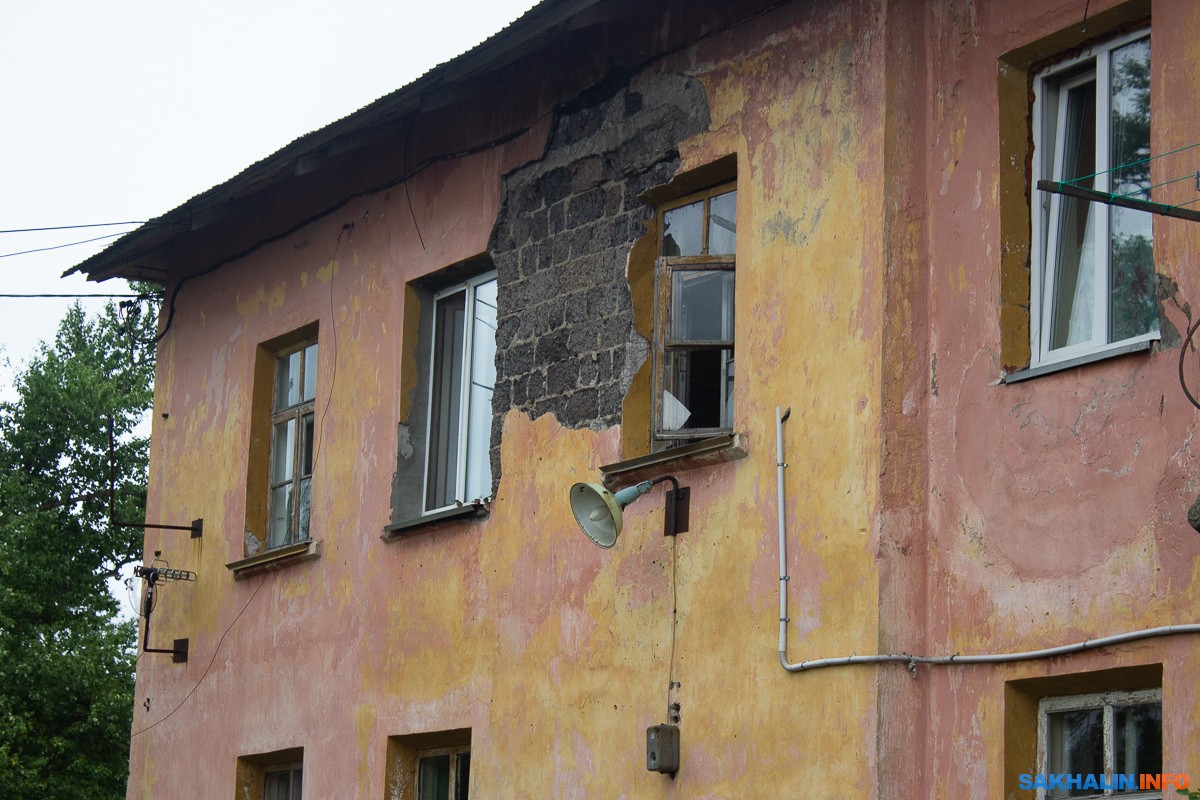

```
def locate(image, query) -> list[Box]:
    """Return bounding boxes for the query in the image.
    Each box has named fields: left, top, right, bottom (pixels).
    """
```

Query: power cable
left=0, top=222, right=153, bottom=234
left=666, top=524, right=680, bottom=725
left=0, top=232, right=128, bottom=259
left=0, top=292, right=151, bottom=299
left=1178, top=315, right=1200, bottom=411
left=310, top=226, right=347, bottom=474
left=130, top=575, right=268, bottom=738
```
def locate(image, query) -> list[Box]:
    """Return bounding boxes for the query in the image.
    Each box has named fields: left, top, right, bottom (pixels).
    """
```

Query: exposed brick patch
left=487, top=68, right=710, bottom=479
left=488, top=70, right=711, bottom=479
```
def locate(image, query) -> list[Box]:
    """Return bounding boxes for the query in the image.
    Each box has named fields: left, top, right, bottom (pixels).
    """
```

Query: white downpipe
left=776, top=406, right=790, bottom=657
left=774, top=404, right=1200, bottom=673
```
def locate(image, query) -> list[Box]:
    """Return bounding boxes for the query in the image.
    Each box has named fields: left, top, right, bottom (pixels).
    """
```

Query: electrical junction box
left=646, top=724, right=680, bottom=774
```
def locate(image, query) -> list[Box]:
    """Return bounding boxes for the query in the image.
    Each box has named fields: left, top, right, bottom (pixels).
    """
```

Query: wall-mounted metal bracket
left=664, top=486, right=690, bottom=537
left=117, top=517, right=203, bottom=538
left=134, top=562, right=196, bottom=663
left=143, top=637, right=189, bottom=663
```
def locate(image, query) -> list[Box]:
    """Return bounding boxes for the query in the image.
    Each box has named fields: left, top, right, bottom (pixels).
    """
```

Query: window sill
left=1003, top=339, right=1155, bottom=384
left=226, top=539, right=321, bottom=580
left=381, top=503, right=489, bottom=542
left=600, top=432, right=748, bottom=488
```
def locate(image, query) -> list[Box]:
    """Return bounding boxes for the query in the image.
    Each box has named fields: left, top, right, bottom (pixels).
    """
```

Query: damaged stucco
left=119, top=1, right=1200, bottom=799
left=487, top=70, right=712, bottom=449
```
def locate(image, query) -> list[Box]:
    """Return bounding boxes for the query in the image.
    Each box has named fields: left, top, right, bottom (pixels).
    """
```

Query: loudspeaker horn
left=569, top=480, right=654, bottom=548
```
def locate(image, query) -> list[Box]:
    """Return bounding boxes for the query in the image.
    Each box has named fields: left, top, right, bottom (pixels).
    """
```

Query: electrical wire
left=0, top=222, right=152, bottom=234
left=123, top=576, right=142, bottom=619
left=774, top=406, right=1200, bottom=673
left=666, top=524, right=680, bottom=724
left=130, top=575, right=267, bottom=738
left=0, top=292, right=150, bottom=299
left=1177, top=314, right=1200, bottom=410
left=309, top=227, right=346, bottom=474
left=131, top=222, right=345, bottom=738
left=0, top=232, right=128, bottom=259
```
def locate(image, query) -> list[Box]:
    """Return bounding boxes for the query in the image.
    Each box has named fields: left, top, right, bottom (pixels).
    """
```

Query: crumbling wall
left=488, top=70, right=711, bottom=478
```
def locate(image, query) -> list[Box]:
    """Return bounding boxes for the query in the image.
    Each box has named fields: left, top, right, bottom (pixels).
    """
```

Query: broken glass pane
left=275, top=349, right=302, bottom=410
left=662, top=199, right=703, bottom=257
left=708, top=190, right=737, bottom=255
left=297, top=477, right=311, bottom=542
left=664, top=347, right=733, bottom=430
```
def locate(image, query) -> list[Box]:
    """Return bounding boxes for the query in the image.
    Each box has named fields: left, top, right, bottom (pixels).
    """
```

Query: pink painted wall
left=918, top=0, right=1200, bottom=796
left=124, top=0, right=1200, bottom=798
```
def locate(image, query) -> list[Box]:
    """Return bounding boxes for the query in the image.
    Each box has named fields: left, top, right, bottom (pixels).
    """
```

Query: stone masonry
left=488, top=69, right=711, bottom=481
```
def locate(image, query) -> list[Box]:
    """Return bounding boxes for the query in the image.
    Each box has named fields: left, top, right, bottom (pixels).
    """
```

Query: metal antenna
left=133, top=559, right=196, bottom=662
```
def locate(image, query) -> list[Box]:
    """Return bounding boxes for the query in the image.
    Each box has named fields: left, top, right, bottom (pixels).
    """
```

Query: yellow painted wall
left=126, top=0, right=1200, bottom=798
left=129, top=3, right=887, bottom=796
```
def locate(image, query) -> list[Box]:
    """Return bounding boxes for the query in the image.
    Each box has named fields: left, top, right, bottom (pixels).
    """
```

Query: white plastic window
left=424, top=274, right=497, bottom=512
left=1031, top=30, right=1156, bottom=368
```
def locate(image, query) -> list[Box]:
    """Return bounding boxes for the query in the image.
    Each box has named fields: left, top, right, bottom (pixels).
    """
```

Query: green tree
left=0, top=285, right=159, bottom=800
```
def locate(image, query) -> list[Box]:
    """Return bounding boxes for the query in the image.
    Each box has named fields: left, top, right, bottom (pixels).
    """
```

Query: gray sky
left=0, top=0, right=537, bottom=401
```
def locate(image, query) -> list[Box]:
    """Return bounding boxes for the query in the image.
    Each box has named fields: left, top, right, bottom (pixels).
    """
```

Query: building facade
left=71, top=0, right=1200, bottom=797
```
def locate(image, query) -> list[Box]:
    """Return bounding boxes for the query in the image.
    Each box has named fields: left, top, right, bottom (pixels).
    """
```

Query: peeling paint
left=126, top=2, right=1200, bottom=799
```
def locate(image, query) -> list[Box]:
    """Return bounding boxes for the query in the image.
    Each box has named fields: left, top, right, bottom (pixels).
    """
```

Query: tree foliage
left=0, top=286, right=159, bottom=800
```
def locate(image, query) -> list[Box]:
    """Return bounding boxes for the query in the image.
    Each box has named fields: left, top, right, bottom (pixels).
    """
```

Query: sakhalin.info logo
left=1018, top=773, right=1190, bottom=792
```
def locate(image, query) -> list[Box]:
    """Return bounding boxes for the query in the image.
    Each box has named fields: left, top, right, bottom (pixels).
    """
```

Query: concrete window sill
left=600, top=432, right=748, bottom=487
left=226, top=539, right=321, bottom=580
left=381, top=503, right=489, bottom=542
left=1003, top=339, right=1154, bottom=383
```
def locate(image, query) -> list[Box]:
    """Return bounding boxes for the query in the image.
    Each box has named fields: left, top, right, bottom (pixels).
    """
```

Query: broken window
left=654, top=183, right=736, bottom=442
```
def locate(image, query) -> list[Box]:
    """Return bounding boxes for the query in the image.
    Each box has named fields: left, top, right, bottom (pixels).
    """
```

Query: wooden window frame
left=652, top=181, right=737, bottom=444
left=416, top=745, right=471, bottom=800
left=267, top=338, right=317, bottom=549
left=263, top=762, right=303, bottom=800
left=1035, top=688, right=1162, bottom=800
